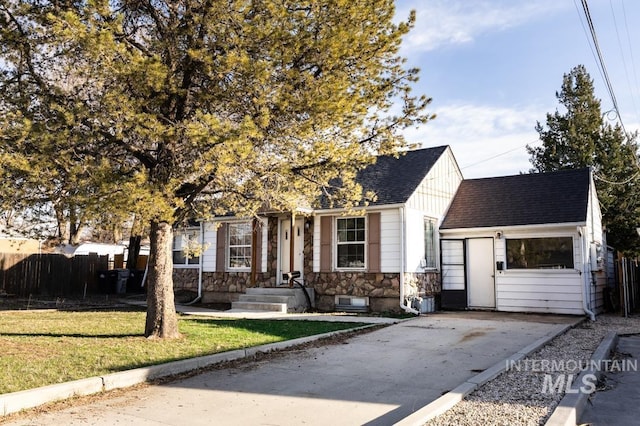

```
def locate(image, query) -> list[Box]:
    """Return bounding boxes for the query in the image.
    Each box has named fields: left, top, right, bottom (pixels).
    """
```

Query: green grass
left=0, top=309, right=366, bottom=394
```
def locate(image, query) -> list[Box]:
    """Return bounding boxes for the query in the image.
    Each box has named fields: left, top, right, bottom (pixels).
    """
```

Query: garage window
left=506, top=237, right=574, bottom=269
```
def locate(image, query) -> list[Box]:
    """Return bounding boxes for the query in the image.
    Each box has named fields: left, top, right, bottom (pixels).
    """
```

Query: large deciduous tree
left=527, top=65, right=640, bottom=253
left=0, top=0, right=432, bottom=338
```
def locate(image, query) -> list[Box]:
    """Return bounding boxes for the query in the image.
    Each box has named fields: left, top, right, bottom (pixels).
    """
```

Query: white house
left=439, top=168, right=605, bottom=318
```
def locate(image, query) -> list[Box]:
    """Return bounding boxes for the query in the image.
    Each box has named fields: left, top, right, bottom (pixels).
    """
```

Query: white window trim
left=227, top=221, right=252, bottom=272
left=504, top=235, right=576, bottom=271
left=334, top=216, right=367, bottom=271
left=173, top=227, right=201, bottom=269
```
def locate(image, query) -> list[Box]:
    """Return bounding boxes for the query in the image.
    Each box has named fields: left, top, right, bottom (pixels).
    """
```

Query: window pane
left=337, top=243, right=365, bottom=268
left=336, top=217, right=366, bottom=269
left=172, top=235, right=183, bottom=250
left=337, top=218, right=366, bottom=242
left=506, top=237, right=574, bottom=269
left=424, top=218, right=436, bottom=268
left=173, top=251, right=186, bottom=265
left=228, top=222, right=252, bottom=268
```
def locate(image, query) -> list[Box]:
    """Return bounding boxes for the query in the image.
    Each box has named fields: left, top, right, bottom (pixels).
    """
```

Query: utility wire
left=579, top=0, right=629, bottom=136
left=460, top=140, right=540, bottom=171
left=594, top=170, right=640, bottom=185
left=609, top=0, right=640, bottom=122
left=620, top=0, right=640, bottom=122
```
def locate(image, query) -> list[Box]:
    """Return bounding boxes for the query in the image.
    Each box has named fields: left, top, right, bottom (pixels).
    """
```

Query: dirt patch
left=458, top=329, right=490, bottom=343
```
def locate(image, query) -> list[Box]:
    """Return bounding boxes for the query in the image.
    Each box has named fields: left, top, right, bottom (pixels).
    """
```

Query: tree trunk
left=145, top=220, right=181, bottom=339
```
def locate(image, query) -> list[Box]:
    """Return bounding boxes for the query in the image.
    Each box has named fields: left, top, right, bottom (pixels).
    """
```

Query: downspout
left=580, top=225, right=595, bottom=321
left=399, top=206, right=419, bottom=315
left=185, top=222, right=203, bottom=305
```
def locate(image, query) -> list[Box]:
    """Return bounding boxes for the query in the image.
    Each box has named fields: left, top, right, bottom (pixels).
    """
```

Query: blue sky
left=396, top=0, right=640, bottom=178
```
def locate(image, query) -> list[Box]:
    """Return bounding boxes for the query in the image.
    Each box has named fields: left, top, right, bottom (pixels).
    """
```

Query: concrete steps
left=231, top=301, right=288, bottom=313
left=231, top=287, right=314, bottom=313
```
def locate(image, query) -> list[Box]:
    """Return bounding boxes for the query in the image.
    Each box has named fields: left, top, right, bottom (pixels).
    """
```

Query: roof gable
left=357, top=145, right=449, bottom=206
left=440, top=168, right=591, bottom=229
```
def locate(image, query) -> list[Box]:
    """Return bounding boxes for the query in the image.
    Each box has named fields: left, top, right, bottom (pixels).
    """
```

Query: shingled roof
left=440, top=168, right=592, bottom=229
left=357, top=145, right=449, bottom=206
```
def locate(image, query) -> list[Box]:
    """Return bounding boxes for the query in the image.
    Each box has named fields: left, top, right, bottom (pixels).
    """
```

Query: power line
left=609, top=0, right=640, bottom=123
left=578, top=0, right=629, bottom=136
left=460, top=140, right=540, bottom=171
left=619, top=0, right=640, bottom=122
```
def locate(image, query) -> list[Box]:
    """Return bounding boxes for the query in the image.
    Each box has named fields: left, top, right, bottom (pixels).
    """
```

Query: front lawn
left=0, top=309, right=365, bottom=394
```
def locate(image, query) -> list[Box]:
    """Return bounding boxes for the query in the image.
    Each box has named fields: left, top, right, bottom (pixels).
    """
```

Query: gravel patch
left=426, top=314, right=640, bottom=426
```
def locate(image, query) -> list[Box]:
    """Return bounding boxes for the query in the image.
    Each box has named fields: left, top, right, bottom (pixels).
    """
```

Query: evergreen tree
left=0, top=1, right=432, bottom=338
left=527, top=65, right=640, bottom=253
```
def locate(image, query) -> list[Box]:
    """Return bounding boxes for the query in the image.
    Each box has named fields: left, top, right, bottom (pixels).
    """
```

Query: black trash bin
left=127, top=269, right=146, bottom=293
left=97, top=270, right=112, bottom=294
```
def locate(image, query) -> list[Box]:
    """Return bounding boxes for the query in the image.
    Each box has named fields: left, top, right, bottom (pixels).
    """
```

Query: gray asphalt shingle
left=440, top=168, right=591, bottom=229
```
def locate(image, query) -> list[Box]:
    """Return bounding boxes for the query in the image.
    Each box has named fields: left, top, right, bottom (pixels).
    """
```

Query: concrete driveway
left=7, top=312, right=578, bottom=426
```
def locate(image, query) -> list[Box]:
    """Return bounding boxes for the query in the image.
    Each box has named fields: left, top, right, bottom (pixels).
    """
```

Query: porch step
left=231, top=301, right=288, bottom=313
left=245, top=287, right=298, bottom=296
left=230, top=287, right=315, bottom=313
left=237, top=294, right=292, bottom=304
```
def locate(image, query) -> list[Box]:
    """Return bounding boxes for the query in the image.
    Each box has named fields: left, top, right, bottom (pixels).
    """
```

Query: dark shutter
left=216, top=223, right=227, bottom=272
left=255, top=219, right=263, bottom=272
left=368, top=213, right=381, bottom=273
left=320, top=216, right=332, bottom=272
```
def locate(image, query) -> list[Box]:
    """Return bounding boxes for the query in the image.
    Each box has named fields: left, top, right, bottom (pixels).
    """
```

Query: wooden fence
left=0, top=253, right=109, bottom=298
left=617, top=257, right=640, bottom=316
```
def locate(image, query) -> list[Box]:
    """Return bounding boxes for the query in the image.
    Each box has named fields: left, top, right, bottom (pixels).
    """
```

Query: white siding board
left=495, top=268, right=583, bottom=313
left=380, top=209, right=401, bottom=272
left=497, top=298, right=583, bottom=310
left=497, top=274, right=582, bottom=287
left=406, top=147, right=462, bottom=216
left=499, top=305, right=584, bottom=315
left=497, top=291, right=582, bottom=301
left=496, top=284, right=581, bottom=294
left=202, top=222, right=217, bottom=272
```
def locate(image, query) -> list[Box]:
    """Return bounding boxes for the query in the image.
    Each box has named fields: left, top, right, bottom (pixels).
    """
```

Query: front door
left=467, top=238, right=495, bottom=308
left=279, top=218, right=305, bottom=284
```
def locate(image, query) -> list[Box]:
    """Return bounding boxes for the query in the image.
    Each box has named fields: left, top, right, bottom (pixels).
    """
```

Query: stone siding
left=172, top=268, right=198, bottom=292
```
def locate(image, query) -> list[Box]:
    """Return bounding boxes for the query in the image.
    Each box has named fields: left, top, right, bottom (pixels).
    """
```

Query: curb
left=394, top=321, right=580, bottom=426
left=0, top=323, right=380, bottom=417
left=544, top=331, right=618, bottom=426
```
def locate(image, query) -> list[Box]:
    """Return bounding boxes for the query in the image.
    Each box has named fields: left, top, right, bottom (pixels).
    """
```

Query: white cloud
left=403, top=103, right=546, bottom=178
left=396, top=0, right=568, bottom=52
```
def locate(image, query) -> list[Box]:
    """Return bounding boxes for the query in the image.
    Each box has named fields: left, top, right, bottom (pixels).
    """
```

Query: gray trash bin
left=115, top=269, right=130, bottom=294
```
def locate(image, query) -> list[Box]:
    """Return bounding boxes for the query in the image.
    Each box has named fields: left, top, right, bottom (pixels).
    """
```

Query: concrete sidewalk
left=173, top=302, right=403, bottom=323
left=5, top=311, right=579, bottom=426
left=579, top=334, right=640, bottom=426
